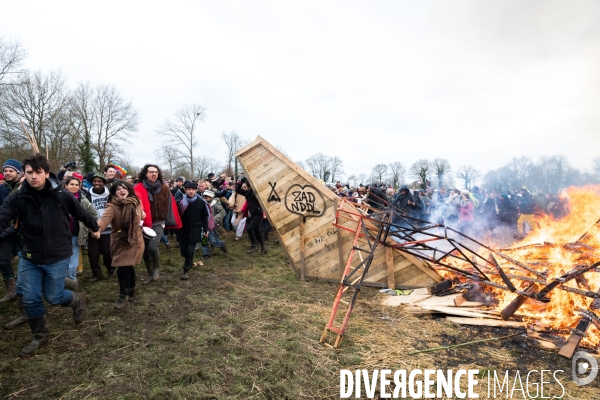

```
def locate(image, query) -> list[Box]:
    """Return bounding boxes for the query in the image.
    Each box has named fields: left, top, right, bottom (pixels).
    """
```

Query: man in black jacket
left=177, top=181, right=209, bottom=280
left=0, top=154, right=100, bottom=357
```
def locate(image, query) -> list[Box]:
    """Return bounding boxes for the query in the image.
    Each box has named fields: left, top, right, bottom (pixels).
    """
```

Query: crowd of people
left=0, top=156, right=270, bottom=357
left=0, top=153, right=573, bottom=358
left=326, top=181, right=569, bottom=240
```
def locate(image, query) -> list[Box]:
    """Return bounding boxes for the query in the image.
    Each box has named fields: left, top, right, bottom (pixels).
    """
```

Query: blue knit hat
left=3, top=159, right=22, bottom=175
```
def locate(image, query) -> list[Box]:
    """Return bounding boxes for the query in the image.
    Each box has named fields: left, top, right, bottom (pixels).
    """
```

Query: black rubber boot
left=142, top=257, right=153, bottom=285
left=19, top=314, right=50, bottom=357
left=64, top=277, right=80, bottom=293
left=69, top=292, right=87, bottom=324
left=151, top=257, right=160, bottom=282
left=0, top=278, right=16, bottom=302
left=4, top=295, right=27, bottom=330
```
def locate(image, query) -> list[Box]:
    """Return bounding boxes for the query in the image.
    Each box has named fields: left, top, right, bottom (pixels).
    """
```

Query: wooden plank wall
left=235, top=136, right=442, bottom=288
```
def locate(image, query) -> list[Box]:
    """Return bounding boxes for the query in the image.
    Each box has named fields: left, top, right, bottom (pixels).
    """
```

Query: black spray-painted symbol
left=285, top=184, right=326, bottom=221
left=268, top=182, right=281, bottom=202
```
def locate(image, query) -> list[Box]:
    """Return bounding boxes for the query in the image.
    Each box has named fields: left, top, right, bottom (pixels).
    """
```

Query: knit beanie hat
left=3, top=159, right=22, bottom=175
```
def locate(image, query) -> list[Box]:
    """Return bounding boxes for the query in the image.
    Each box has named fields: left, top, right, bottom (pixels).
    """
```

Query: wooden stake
left=299, top=218, right=306, bottom=281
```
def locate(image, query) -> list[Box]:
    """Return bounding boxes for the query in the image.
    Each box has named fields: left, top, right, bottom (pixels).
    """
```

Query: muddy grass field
left=1, top=232, right=599, bottom=399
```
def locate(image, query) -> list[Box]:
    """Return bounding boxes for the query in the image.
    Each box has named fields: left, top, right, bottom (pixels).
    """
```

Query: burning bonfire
left=439, top=185, right=600, bottom=354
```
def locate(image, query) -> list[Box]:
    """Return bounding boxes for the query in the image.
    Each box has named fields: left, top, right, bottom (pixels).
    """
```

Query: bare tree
left=431, top=158, right=451, bottom=188
left=305, top=153, right=331, bottom=181
left=371, top=164, right=388, bottom=184
left=92, top=85, right=139, bottom=170
left=0, top=34, right=26, bottom=84
left=357, top=173, right=368, bottom=186
left=157, top=104, right=205, bottom=178
left=193, top=155, right=221, bottom=180
left=0, top=69, right=76, bottom=169
left=409, top=159, right=431, bottom=189
left=456, top=165, right=481, bottom=190
left=69, top=83, right=97, bottom=172
left=155, top=145, right=186, bottom=179
left=388, top=161, right=405, bottom=188
left=220, top=130, right=244, bottom=176
left=330, top=156, right=344, bottom=183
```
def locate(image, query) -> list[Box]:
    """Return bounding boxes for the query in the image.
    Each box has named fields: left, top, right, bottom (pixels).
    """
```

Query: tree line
left=301, top=152, right=600, bottom=194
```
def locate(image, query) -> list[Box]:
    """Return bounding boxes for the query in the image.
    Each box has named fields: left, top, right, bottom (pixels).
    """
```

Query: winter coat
left=134, top=181, right=170, bottom=227
left=459, top=199, right=474, bottom=222
left=0, top=180, right=20, bottom=206
left=210, top=199, right=226, bottom=226
left=78, top=195, right=98, bottom=246
left=178, top=196, right=209, bottom=244
left=0, top=174, right=99, bottom=264
left=390, top=191, right=416, bottom=224
left=97, top=200, right=144, bottom=267
left=235, top=183, right=262, bottom=217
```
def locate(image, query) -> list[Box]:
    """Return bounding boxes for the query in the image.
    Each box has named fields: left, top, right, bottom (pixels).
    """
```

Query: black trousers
left=88, top=234, right=114, bottom=278
left=246, top=215, right=264, bottom=248
left=179, top=241, right=196, bottom=271
left=116, top=266, right=136, bottom=296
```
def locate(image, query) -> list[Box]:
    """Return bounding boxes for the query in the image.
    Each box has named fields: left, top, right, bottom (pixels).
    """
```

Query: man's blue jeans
left=20, top=257, right=73, bottom=318
left=201, top=230, right=225, bottom=255
left=67, top=236, right=80, bottom=280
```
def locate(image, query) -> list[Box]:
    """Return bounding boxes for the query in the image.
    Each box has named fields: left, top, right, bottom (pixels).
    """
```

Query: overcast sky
left=1, top=0, right=599, bottom=181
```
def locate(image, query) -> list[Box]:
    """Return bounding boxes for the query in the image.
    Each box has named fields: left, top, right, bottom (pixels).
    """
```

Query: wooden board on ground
left=235, top=136, right=443, bottom=289
left=447, top=317, right=525, bottom=329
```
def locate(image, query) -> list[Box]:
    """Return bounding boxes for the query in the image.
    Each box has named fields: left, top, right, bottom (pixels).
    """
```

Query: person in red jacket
left=133, top=164, right=175, bottom=284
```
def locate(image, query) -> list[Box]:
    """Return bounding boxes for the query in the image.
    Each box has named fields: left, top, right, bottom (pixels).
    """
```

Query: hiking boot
left=221, top=242, right=228, bottom=253
left=0, top=278, right=16, bottom=302
left=19, top=314, right=50, bottom=357
left=69, top=292, right=87, bottom=324
left=128, top=287, right=136, bottom=303
left=113, top=295, right=128, bottom=310
left=64, top=278, right=79, bottom=293
left=4, top=295, right=27, bottom=330
left=247, top=245, right=258, bottom=254
left=181, top=270, right=190, bottom=280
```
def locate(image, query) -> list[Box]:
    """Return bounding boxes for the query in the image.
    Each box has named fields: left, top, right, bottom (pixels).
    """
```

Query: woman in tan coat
left=94, top=180, right=145, bottom=309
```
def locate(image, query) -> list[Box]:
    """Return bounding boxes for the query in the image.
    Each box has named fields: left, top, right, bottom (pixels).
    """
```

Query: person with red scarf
left=134, top=164, right=181, bottom=284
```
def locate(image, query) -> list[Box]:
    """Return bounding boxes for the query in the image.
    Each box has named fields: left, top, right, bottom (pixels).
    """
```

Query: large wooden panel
left=235, top=136, right=442, bottom=288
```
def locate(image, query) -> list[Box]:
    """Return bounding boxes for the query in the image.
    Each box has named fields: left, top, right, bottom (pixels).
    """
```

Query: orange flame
left=442, top=185, right=600, bottom=347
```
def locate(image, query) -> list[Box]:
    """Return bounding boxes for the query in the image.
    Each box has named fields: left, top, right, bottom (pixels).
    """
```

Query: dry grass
left=0, top=232, right=599, bottom=399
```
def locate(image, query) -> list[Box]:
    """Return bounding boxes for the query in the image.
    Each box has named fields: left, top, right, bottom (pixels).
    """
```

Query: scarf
left=111, top=197, right=140, bottom=245
left=142, top=178, right=162, bottom=201
left=181, top=193, right=199, bottom=214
